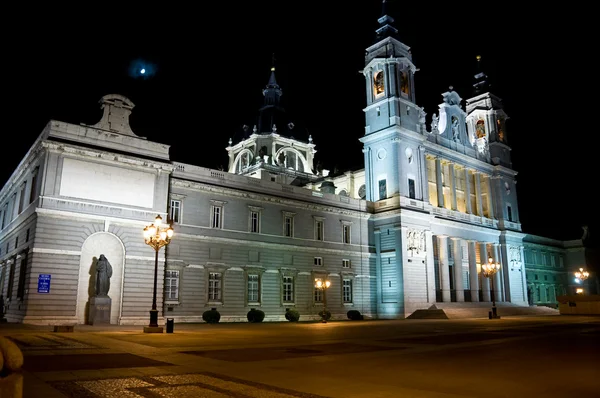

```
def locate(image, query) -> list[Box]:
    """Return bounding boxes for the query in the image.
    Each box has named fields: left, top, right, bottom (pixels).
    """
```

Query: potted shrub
left=285, top=307, right=300, bottom=322
left=247, top=308, right=265, bottom=323
left=318, top=310, right=332, bottom=321
left=347, top=309, right=364, bottom=320
left=202, top=308, right=221, bottom=324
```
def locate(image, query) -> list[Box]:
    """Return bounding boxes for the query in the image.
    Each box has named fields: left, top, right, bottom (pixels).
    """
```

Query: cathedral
left=0, top=7, right=587, bottom=325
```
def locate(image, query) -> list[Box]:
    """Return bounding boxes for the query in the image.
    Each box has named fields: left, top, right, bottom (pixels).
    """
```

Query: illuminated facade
left=0, top=8, right=585, bottom=325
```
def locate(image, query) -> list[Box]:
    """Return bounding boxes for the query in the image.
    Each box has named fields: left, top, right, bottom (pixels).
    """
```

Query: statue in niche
left=95, top=254, right=113, bottom=297
left=451, top=116, right=460, bottom=142
left=476, top=119, right=486, bottom=139
left=430, top=113, right=439, bottom=134
left=374, top=71, right=384, bottom=95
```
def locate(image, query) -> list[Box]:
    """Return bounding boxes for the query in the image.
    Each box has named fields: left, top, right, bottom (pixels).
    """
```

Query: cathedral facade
left=0, top=10, right=585, bottom=325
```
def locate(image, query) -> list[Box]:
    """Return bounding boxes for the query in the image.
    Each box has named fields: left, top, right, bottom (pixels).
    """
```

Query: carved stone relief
left=407, top=229, right=426, bottom=257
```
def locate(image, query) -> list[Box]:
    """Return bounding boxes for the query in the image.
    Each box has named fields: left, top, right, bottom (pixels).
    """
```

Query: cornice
left=171, top=179, right=371, bottom=219
left=0, top=140, right=45, bottom=203
left=42, top=141, right=174, bottom=172
left=174, top=231, right=375, bottom=257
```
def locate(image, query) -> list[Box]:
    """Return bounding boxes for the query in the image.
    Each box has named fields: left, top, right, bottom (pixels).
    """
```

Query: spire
left=375, top=0, right=398, bottom=40
left=262, top=53, right=282, bottom=106
left=472, top=55, right=491, bottom=96
left=258, top=55, right=286, bottom=134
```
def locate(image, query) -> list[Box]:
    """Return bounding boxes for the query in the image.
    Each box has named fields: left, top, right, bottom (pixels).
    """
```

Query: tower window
left=408, top=178, right=416, bottom=199
left=374, top=71, right=384, bottom=95
left=507, top=204, right=513, bottom=222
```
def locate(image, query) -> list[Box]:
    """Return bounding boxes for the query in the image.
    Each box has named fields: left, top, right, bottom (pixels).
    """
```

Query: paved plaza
left=1, top=315, right=599, bottom=397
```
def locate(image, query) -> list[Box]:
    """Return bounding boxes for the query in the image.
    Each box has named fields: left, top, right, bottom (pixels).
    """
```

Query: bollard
left=166, top=318, right=174, bottom=333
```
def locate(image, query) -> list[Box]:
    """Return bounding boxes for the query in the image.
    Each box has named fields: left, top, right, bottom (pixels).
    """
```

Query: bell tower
left=359, top=1, right=427, bottom=202
left=465, top=56, right=520, bottom=229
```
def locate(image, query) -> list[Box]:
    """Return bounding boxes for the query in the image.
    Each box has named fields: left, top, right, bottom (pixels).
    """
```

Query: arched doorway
left=76, top=232, right=125, bottom=324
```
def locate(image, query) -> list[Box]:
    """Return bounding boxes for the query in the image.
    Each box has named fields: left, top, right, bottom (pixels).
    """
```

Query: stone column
left=487, top=177, right=495, bottom=220
left=419, top=146, right=429, bottom=202
left=479, top=242, right=490, bottom=302
left=425, top=230, right=435, bottom=303
left=451, top=238, right=464, bottom=302
left=475, top=172, right=484, bottom=217
left=449, top=163, right=458, bottom=211
left=464, top=168, right=472, bottom=214
left=435, top=158, right=444, bottom=208
left=395, top=227, right=406, bottom=316
left=493, top=243, right=503, bottom=302
left=468, top=240, right=479, bottom=302
left=438, top=236, right=451, bottom=302
left=374, top=230, right=383, bottom=310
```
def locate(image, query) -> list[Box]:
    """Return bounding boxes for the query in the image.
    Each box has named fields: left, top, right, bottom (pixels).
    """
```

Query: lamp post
left=315, top=278, right=331, bottom=323
left=143, top=215, right=174, bottom=332
left=481, top=253, right=501, bottom=319
left=574, top=267, right=589, bottom=294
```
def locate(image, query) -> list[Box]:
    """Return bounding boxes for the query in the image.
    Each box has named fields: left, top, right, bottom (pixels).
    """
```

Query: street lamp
left=481, top=253, right=501, bottom=319
left=315, top=278, right=331, bottom=323
left=574, top=267, right=589, bottom=294
left=143, top=215, right=174, bottom=332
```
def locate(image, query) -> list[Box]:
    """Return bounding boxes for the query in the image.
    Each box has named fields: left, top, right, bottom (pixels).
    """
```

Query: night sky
left=2, top=2, right=595, bottom=243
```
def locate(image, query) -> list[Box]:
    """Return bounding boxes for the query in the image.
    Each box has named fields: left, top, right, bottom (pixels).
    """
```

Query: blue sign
left=38, top=274, right=51, bottom=293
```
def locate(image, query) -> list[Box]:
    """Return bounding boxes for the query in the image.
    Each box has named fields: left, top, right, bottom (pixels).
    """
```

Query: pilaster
left=435, top=158, right=444, bottom=208
left=449, top=163, right=458, bottom=211
left=437, top=235, right=451, bottom=302
left=467, top=240, right=479, bottom=302
left=478, top=242, right=490, bottom=302
left=464, top=168, right=472, bottom=214
left=451, top=237, right=464, bottom=302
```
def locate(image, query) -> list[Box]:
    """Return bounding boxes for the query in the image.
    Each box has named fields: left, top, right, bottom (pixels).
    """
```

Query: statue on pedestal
left=95, top=254, right=113, bottom=297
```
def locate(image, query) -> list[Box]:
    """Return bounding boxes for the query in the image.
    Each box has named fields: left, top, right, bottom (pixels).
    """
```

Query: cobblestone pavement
left=1, top=316, right=599, bottom=398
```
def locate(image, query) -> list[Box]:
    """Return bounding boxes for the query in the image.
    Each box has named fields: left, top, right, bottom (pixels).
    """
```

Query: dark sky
left=1, top=1, right=595, bottom=243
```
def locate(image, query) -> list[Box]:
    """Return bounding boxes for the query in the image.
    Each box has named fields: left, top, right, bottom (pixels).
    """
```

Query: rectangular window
left=211, top=205, right=223, bottom=229
left=16, top=252, right=29, bottom=300
left=6, top=259, right=16, bottom=299
left=342, top=259, right=351, bottom=268
left=343, top=279, right=353, bottom=303
left=314, top=257, right=323, bottom=266
left=343, top=224, right=351, bottom=244
left=250, top=211, right=260, bottom=233
left=1, top=204, right=7, bottom=229
left=165, top=270, right=179, bottom=300
left=26, top=229, right=30, bottom=242
left=247, top=274, right=259, bottom=303
left=208, top=272, right=222, bottom=301
left=314, top=285, right=323, bottom=303
left=551, top=255, right=556, bottom=267
left=29, top=169, right=38, bottom=204
left=378, top=179, right=387, bottom=200
left=408, top=178, right=416, bottom=199
left=18, top=183, right=26, bottom=214
left=169, top=199, right=181, bottom=223
left=284, top=215, right=294, bottom=237
left=507, top=204, right=512, bottom=222
left=315, top=220, right=324, bottom=241
left=283, top=276, right=294, bottom=303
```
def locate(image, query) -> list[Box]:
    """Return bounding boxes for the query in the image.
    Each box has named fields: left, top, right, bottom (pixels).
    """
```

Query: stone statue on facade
left=430, top=113, right=439, bottom=134
left=95, top=254, right=113, bottom=297
left=89, top=254, right=113, bottom=325
left=452, top=117, right=460, bottom=142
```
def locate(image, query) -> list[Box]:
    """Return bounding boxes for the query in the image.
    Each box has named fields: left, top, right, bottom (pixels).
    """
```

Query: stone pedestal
left=89, top=296, right=111, bottom=325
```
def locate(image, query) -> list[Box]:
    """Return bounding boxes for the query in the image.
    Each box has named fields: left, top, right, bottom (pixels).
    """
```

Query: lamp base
left=149, top=309, right=159, bottom=327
